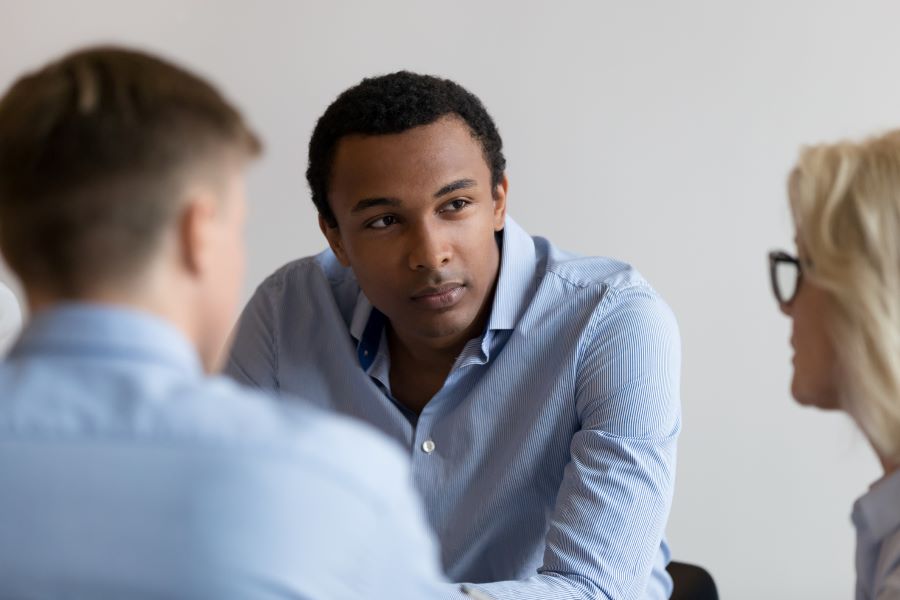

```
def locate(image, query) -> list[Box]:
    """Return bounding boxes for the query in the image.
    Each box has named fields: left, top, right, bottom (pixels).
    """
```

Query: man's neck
left=385, top=283, right=499, bottom=415
left=25, top=278, right=207, bottom=371
left=387, top=327, right=468, bottom=371
left=386, top=327, right=470, bottom=416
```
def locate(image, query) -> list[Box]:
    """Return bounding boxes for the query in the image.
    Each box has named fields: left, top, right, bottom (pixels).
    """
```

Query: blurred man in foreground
left=0, top=46, right=459, bottom=599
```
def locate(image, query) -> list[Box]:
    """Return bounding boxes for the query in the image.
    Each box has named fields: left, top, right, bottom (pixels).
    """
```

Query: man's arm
left=225, top=282, right=280, bottom=390
left=464, top=284, right=681, bottom=600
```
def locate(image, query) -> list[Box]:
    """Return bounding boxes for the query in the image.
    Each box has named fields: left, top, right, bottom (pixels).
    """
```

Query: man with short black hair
left=228, top=71, right=682, bottom=599
left=0, top=49, right=457, bottom=599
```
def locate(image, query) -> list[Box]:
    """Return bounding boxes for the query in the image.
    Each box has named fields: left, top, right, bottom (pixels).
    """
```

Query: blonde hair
left=789, top=129, right=900, bottom=463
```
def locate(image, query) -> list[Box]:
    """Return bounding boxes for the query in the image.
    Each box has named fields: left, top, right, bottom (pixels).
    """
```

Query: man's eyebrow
left=351, top=197, right=401, bottom=214
left=434, top=178, right=477, bottom=198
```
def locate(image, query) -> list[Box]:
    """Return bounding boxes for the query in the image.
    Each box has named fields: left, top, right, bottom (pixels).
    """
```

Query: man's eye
left=443, top=199, right=470, bottom=212
left=367, top=215, right=397, bottom=229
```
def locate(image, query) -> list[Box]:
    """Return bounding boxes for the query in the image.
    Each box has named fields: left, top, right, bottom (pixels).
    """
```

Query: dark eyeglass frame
left=768, top=250, right=803, bottom=307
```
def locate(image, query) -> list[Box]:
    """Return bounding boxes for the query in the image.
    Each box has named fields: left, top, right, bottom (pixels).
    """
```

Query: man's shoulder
left=0, top=362, right=405, bottom=487
left=250, top=250, right=359, bottom=322
left=501, top=223, right=673, bottom=336
left=187, top=382, right=414, bottom=514
left=541, top=242, right=652, bottom=294
left=533, top=248, right=676, bottom=346
left=506, top=219, right=650, bottom=293
left=256, top=250, right=351, bottom=293
left=173, top=377, right=405, bottom=462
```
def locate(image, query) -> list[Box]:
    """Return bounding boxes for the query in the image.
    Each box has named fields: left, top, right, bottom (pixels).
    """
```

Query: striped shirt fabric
left=853, top=469, right=900, bottom=599
left=227, top=216, right=682, bottom=599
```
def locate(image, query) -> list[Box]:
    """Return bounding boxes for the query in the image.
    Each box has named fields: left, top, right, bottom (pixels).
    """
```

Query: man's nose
left=408, top=223, right=452, bottom=271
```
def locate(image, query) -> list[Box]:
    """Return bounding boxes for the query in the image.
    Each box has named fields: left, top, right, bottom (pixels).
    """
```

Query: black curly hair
left=307, top=71, right=506, bottom=227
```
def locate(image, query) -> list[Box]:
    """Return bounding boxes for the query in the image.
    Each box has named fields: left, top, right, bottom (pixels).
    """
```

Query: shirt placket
left=408, top=335, right=489, bottom=487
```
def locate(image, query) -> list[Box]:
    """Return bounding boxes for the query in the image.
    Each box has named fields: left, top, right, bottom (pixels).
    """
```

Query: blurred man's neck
left=25, top=271, right=207, bottom=370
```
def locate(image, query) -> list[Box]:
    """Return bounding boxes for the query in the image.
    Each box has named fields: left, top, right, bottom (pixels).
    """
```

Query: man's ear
left=492, top=173, right=509, bottom=231
left=179, top=192, right=218, bottom=277
left=318, top=214, right=351, bottom=267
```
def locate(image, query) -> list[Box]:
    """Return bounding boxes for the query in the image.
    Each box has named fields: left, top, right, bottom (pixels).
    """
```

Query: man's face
left=322, top=115, right=507, bottom=347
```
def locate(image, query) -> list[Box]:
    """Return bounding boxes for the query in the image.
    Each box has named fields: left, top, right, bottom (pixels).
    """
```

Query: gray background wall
left=1, top=1, right=896, bottom=597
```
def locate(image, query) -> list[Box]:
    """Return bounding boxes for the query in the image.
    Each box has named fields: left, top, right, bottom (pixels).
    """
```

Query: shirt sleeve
left=224, top=281, right=280, bottom=391
left=461, top=284, right=681, bottom=600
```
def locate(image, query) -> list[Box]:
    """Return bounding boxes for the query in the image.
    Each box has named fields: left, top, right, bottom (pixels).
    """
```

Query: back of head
left=0, top=46, right=261, bottom=298
left=789, top=129, right=900, bottom=462
left=307, top=71, right=506, bottom=226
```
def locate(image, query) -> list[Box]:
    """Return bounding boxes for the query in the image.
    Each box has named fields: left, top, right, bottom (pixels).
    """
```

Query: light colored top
left=0, top=304, right=461, bottom=600
left=854, top=468, right=900, bottom=600
left=227, top=216, right=682, bottom=599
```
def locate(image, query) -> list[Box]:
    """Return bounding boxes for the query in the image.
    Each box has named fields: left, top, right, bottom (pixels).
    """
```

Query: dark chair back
left=667, top=561, right=718, bottom=600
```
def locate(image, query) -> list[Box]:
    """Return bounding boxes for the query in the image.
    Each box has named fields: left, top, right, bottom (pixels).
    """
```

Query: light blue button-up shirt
left=228, top=217, right=682, bottom=599
left=0, top=305, right=457, bottom=600
left=853, top=469, right=900, bottom=599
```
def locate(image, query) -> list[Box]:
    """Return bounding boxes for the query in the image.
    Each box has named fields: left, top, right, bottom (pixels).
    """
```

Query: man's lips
left=410, top=283, right=466, bottom=309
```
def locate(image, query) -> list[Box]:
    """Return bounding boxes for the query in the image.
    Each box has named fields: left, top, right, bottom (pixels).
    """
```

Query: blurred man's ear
left=179, top=191, right=220, bottom=277
left=319, top=214, right=351, bottom=267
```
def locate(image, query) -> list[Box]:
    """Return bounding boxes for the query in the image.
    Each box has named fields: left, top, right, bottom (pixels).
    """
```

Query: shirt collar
left=349, top=293, right=385, bottom=371
left=852, top=468, right=900, bottom=541
left=348, top=215, right=538, bottom=361
left=485, top=215, right=538, bottom=332
left=349, top=292, right=375, bottom=343
left=9, top=303, right=203, bottom=376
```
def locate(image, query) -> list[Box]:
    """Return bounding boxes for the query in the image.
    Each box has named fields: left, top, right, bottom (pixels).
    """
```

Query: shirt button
left=421, top=439, right=436, bottom=454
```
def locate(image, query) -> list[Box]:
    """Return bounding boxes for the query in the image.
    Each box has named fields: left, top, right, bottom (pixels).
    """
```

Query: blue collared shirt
left=0, top=305, right=455, bottom=599
left=853, top=469, right=900, bottom=599
left=228, top=217, right=682, bottom=599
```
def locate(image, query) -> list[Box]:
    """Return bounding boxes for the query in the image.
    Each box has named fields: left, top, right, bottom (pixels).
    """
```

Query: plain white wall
left=1, top=1, right=897, bottom=597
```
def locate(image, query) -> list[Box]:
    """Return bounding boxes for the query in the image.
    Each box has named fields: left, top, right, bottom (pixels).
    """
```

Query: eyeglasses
left=768, top=250, right=803, bottom=307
